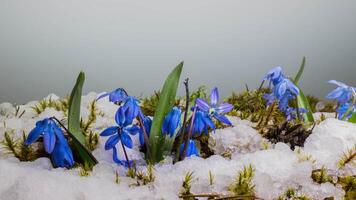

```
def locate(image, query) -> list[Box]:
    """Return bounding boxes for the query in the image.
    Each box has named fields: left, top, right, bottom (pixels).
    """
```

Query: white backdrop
left=0, top=0, right=356, bottom=103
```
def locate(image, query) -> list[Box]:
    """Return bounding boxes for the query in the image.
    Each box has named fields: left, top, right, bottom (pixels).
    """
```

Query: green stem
left=174, top=78, right=190, bottom=163
left=181, top=106, right=197, bottom=160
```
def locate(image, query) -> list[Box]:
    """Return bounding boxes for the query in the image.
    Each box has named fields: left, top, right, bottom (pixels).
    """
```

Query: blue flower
left=263, top=67, right=302, bottom=120
left=97, top=88, right=128, bottom=104
left=273, top=78, right=299, bottom=99
left=25, top=118, right=57, bottom=154
left=180, top=139, right=199, bottom=157
left=264, top=66, right=284, bottom=86
left=195, top=87, right=233, bottom=125
left=162, top=106, right=182, bottom=137
left=326, top=80, right=355, bottom=104
left=191, top=110, right=215, bottom=136
left=138, top=114, right=152, bottom=146
left=336, top=103, right=356, bottom=120
left=25, top=118, right=74, bottom=168
left=117, top=96, right=141, bottom=125
left=100, top=108, right=140, bottom=152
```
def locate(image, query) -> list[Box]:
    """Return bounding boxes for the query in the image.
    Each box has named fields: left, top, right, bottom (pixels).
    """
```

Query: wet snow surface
left=0, top=93, right=355, bottom=200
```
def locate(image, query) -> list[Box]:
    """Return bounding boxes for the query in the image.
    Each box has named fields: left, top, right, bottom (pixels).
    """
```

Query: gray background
left=1, top=0, right=355, bottom=104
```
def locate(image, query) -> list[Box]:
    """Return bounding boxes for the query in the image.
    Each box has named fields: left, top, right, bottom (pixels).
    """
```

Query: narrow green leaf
left=296, top=87, right=314, bottom=123
left=68, top=72, right=98, bottom=168
left=68, top=72, right=86, bottom=144
left=293, top=57, right=314, bottom=123
left=149, top=62, right=183, bottom=163
left=294, top=56, right=306, bottom=84
left=348, top=112, right=356, bottom=123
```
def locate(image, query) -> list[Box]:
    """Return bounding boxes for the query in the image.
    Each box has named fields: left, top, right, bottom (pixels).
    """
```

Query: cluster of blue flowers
left=98, top=87, right=233, bottom=163
left=25, top=118, right=74, bottom=168
left=98, top=88, right=151, bottom=166
left=326, top=80, right=356, bottom=120
left=263, top=67, right=306, bottom=120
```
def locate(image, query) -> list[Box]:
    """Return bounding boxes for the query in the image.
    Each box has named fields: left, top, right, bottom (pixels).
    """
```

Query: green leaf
left=68, top=72, right=98, bottom=168
left=294, top=56, right=306, bottom=84
left=149, top=62, right=183, bottom=163
left=293, top=57, right=314, bottom=123
left=296, top=88, right=315, bottom=123
left=348, top=110, right=356, bottom=123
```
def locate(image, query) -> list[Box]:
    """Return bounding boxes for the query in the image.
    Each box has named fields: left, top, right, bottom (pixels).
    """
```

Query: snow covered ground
left=0, top=93, right=355, bottom=200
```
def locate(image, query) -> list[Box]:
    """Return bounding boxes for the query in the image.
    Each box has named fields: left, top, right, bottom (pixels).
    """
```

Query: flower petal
left=100, top=126, right=119, bottom=136
left=25, top=125, right=44, bottom=145
left=105, top=134, right=120, bottom=150
left=120, top=132, right=133, bottom=149
left=326, top=87, right=344, bottom=99
left=124, top=125, right=140, bottom=135
left=328, top=80, right=348, bottom=87
left=216, top=103, right=233, bottom=114
left=115, top=107, right=126, bottom=127
left=213, top=113, right=232, bottom=126
left=195, top=98, right=210, bottom=112
left=43, top=129, right=56, bottom=154
left=210, top=87, right=219, bottom=106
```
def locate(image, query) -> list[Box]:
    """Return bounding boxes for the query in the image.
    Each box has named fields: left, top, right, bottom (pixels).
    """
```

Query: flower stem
left=119, top=133, right=131, bottom=169
left=174, top=78, right=190, bottom=163
left=138, top=116, right=151, bottom=159
left=181, top=106, right=197, bottom=160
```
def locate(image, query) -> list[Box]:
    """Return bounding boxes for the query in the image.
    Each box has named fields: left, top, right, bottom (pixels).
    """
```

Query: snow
left=0, top=93, right=354, bottom=200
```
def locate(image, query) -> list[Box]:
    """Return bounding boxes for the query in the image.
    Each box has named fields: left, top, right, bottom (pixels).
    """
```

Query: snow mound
left=304, top=118, right=356, bottom=169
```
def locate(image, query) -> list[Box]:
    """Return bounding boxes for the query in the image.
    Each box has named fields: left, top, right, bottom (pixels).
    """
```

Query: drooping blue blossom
left=25, top=118, right=56, bottom=153
left=100, top=107, right=140, bottom=153
left=264, top=66, right=284, bottom=86
left=263, top=67, right=302, bottom=119
left=25, top=118, right=74, bottom=168
left=191, top=109, right=215, bottom=136
left=195, top=87, right=233, bottom=126
left=162, top=106, right=182, bottom=137
left=179, top=139, right=199, bottom=157
left=117, top=96, right=141, bottom=124
left=336, top=103, right=356, bottom=120
left=326, top=80, right=354, bottom=104
left=326, top=80, right=356, bottom=120
left=97, top=88, right=128, bottom=104
left=138, top=113, right=152, bottom=146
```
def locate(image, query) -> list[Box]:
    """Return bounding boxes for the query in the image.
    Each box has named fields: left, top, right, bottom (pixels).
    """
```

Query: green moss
left=31, top=96, right=69, bottom=115
left=1, top=130, right=40, bottom=161
left=228, top=164, right=255, bottom=196
left=311, top=167, right=333, bottom=184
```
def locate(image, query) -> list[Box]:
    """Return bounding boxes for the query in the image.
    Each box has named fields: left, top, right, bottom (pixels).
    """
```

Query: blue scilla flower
left=180, top=139, right=199, bottom=157
left=117, top=96, right=141, bottom=124
left=273, top=78, right=299, bottom=99
left=25, top=118, right=74, bottom=168
left=264, top=66, right=285, bottom=86
left=191, top=109, right=215, bottom=136
left=196, top=87, right=233, bottom=126
left=97, top=88, right=128, bottom=104
left=162, top=106, right=182, bottom=137
left=100, top=108, right=140, bottom=151
left=326, top=80, right=355, bottom=104
left=25, top=118, right=58, bottom=154
left=336, top=103, right=356, bottom=120
left=138, top=114, right=152, bottom=146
